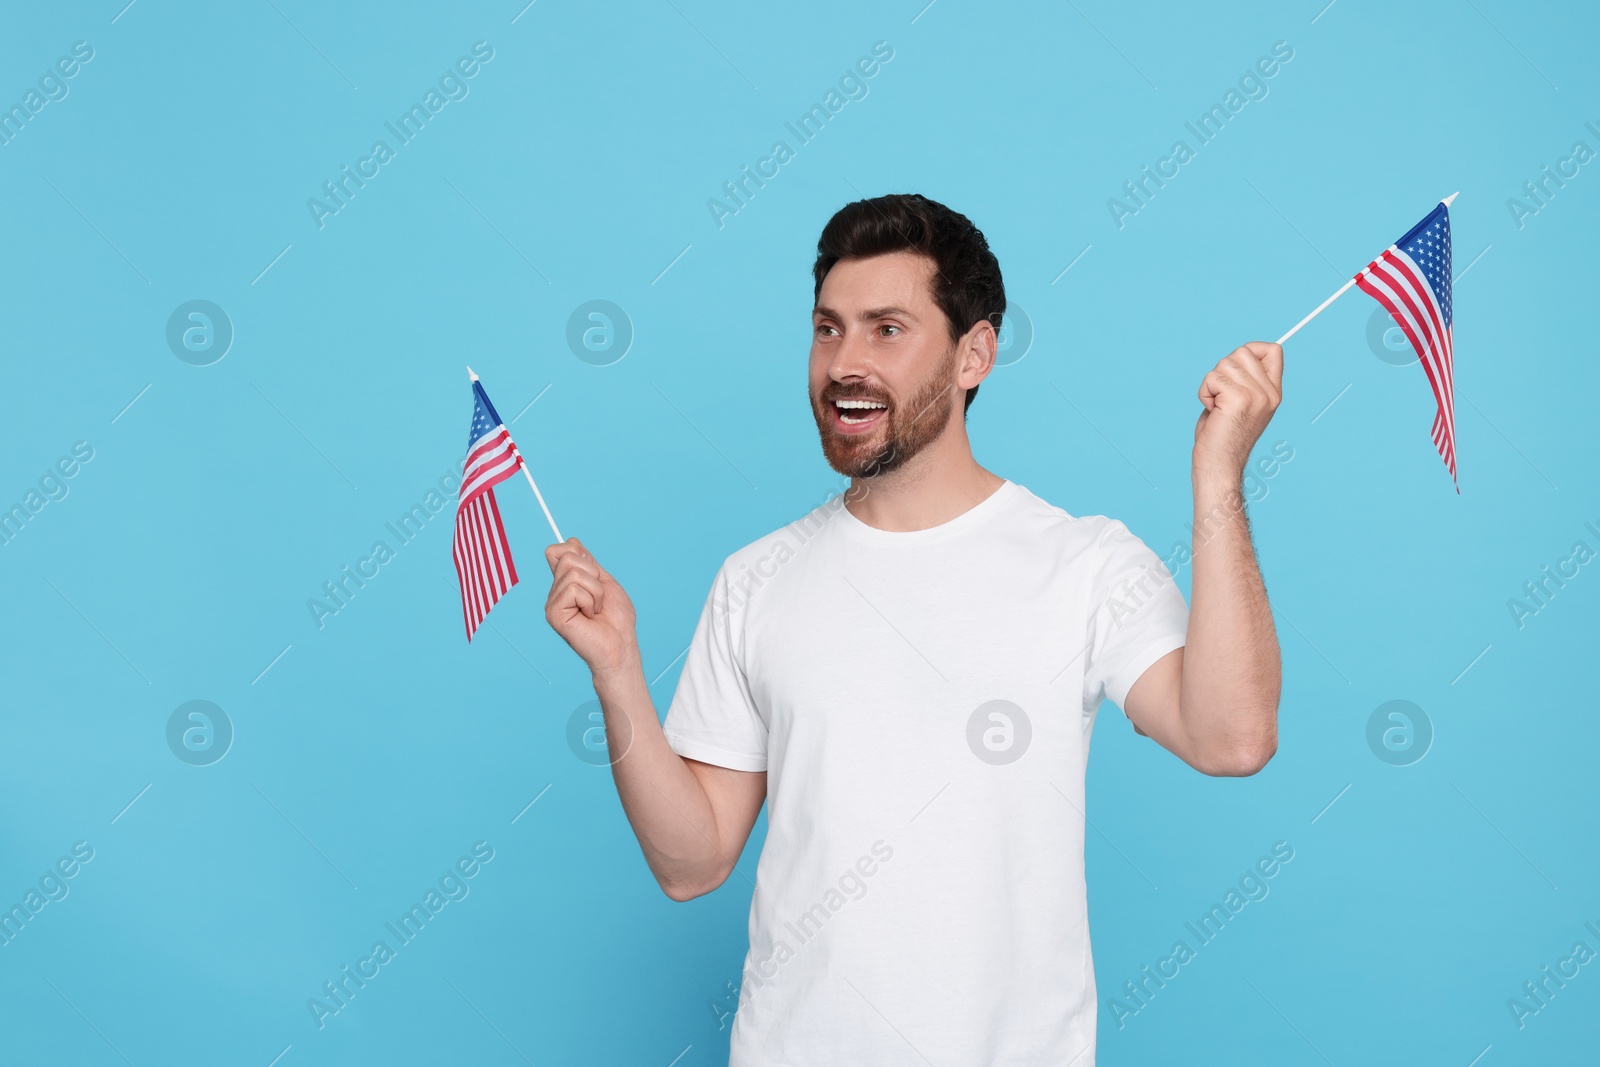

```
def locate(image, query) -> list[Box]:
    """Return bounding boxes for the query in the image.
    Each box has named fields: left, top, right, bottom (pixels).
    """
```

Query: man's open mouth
left=832, top=398, right=888, bottom=430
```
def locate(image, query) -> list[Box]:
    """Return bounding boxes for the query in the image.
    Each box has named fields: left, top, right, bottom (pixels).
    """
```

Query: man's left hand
left=1194, top=341, right=1284, bottom=479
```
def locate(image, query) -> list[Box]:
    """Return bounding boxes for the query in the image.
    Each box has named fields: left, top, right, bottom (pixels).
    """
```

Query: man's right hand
left=544, top=537, right=638, bottom=675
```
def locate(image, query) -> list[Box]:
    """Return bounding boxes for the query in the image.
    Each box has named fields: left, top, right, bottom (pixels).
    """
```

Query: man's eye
left=880, top=324, right=901, bottom=336
left=815, top=324, right=838, bottom=337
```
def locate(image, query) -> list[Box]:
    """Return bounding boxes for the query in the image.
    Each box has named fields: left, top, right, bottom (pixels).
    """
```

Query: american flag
left=1354, top=200, right=1457, bottom=491
left=454, top=377, right=524, bottom=640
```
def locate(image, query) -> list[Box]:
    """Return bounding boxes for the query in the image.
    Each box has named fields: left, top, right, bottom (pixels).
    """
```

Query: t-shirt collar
left=832, top=479, right=1019, bottom=546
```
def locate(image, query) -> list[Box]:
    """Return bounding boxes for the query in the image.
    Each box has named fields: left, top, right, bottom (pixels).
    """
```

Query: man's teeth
left=835, top=398, right=887, bottom=425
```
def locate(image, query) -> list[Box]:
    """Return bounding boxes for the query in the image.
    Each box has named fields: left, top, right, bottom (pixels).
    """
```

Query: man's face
left=809, top=251, right=963, bottom=479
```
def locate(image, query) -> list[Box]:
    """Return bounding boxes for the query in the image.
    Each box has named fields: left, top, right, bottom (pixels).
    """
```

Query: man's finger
left=564, top=537, right=617, bottom=587
left=548, top=536, right=585, bottom=561
left=1199, top=369, right=1229, bottom=410
left=1224, top=350, right=1276, bottom=402
left=545, top=542, right=579, bottom=573
left=558, top=569, right=604, bottom=605
left=1239, top=341, right=1284, bottom=391
left=554, top=552, right=602, bottom=583
left=552, top=572, right=603, bottom=618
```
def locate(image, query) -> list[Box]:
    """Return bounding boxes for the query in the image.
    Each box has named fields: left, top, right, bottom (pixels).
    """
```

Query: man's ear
left=958, top=319, right=998, bottom=392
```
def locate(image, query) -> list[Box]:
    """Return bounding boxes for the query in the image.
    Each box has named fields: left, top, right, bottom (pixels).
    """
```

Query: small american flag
left=454, top=378, right=524, bottom=640
left=1354, top=200, right=1457, bottom=491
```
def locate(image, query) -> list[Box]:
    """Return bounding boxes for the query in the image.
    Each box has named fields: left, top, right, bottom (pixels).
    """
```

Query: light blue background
left=2, top=1, right=1596, bottom=1063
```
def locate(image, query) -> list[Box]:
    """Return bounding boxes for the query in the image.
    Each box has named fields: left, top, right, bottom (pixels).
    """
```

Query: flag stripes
left=460, top=428, right=521, bottom=501
left=454, top=488, right=520, bottom=640
left=454, top=379, right=526, bottom=640
left=1353, top=201, right=1457, bottom=490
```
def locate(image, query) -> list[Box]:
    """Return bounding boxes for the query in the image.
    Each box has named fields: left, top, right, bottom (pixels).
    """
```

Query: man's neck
left=843, top=431, right=1006, bottom=533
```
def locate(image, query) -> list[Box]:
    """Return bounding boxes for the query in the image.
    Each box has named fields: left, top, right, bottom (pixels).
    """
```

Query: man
left=544, top=193, right=1282, bottom=1064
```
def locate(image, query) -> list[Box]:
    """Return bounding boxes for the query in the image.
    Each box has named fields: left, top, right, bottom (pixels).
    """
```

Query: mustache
left=820, top=384, right=892, bottom=405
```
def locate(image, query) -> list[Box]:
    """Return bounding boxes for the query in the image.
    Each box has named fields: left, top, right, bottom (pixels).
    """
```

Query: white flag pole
left=1276, top=276, right=1361, bottom=346
left=467, top=366, right=565, bottom=544
left=1274, top=192, right=1459, bottom=347
left=520, top=461, right=565, bottom=545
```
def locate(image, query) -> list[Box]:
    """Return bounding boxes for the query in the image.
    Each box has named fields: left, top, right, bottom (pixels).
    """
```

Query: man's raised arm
left=544, top=539, right=766, bottom=899
left=1124, top=341, right=1284, bottom=777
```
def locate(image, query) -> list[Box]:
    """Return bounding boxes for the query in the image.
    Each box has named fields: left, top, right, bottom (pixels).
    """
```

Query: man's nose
left=828, top=327, right=873, bottom=382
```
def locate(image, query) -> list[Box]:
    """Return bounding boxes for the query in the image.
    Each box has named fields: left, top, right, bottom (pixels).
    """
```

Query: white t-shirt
left=662, top=479, right=1188, bottom=1066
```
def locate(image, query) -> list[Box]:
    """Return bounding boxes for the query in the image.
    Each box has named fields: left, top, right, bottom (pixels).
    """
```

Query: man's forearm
left=1179, top=467, right=1282, bottom=775
left=590, top=655, right=734, bottom=897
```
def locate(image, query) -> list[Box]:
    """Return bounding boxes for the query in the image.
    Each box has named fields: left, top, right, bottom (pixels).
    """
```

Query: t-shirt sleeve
left=661, top=561, right=769, bottom=771
left=1081, top=518, right=1189, bottom=716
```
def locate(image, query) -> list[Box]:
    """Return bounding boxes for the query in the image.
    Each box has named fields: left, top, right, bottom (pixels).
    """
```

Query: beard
left=811, top=343, right=960, bottom=480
